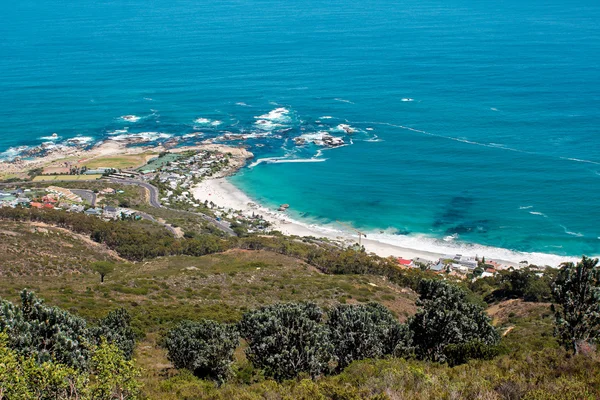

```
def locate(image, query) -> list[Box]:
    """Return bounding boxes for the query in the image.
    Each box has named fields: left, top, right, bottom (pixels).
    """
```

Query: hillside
left=1, top=217, right=599, bottom=400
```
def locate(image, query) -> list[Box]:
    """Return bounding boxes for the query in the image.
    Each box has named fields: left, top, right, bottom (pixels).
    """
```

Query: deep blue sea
left=1, top=0, right=599, bottom=261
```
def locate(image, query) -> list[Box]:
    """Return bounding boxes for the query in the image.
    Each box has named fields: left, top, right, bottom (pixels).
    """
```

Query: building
left=397, top=258, right=415, bottom=268
left=85, top=208, right=102, bottom=216
left=103, top=206, right=119, bottom=220
left=430, top=261, right=447, bottom=273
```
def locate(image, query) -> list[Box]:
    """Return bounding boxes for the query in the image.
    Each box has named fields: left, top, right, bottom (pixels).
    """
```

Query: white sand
left=192, top=178, right=581, bottom=268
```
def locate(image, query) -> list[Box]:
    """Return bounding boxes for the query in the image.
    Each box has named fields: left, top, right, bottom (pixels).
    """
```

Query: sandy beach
left=191, top=178, right=580, bottom=268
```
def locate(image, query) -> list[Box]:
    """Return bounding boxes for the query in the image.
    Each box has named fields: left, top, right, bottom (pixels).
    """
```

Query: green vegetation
left=406, top=280, right=500, bottom=363
left=92, top=261, right=115, bottom=283
left=327, top=302, right=405, bottom=371
left=1, top=207, right=599, bottom=399
left=0, top=333, right=141, bottom=400
left=82, top=153, right=155, bottom=170
left=165, top=320, right=239, bottom=384
left=239, top=302, right=334, bottom=381
left=552, top=256, right=600, bottom=354
left=32, top=174, right=103, bottom=182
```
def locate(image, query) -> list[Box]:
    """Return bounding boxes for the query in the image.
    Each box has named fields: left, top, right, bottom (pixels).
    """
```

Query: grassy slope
left=1, top=219, right=598, bottom=399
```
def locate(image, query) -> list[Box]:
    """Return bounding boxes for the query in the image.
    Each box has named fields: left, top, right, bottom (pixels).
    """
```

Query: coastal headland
left=1, top=137, right=579, bottom=268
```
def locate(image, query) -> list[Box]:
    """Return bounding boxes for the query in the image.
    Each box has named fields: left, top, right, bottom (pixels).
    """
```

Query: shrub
left=92, top=308, right=136, bottom=360
left=443, top=341, right=502, bottom=367
left=327, top=302, right=407, bottom=370
left=552, top=256, right=600, bottom=354
left=0, top=290, right=91, bottom=370
left=406, top=280, right=500, bottom=362
left=165, top=320, right=239, bottom=384
left=239, top=302, right=333, bottom=381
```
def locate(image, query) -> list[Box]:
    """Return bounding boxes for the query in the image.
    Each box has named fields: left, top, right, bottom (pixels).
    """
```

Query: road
left=106, top=177, right=236, bottom=236
left=0, top=178, right=234, bottom=236
left=71, top=189, right=96, bottom=206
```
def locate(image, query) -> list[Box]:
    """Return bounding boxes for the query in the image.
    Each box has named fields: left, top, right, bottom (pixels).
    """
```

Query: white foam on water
left=143, top=97, right=154, bottom=101
left=120, top=115, right=141, bottom=122
left=255, top=107, right=290, bottom=123
left=560, top=225, right=584, bottom=237
left=211, top=120, right=222, bottom=126
left=366, top=128, right=374, bottom=131
left=519, top=205, right=533, bottom=210
left=0, top=146, right=30, bottom=160
left=236, top=102, right=250, bottom=107
left=560, top=157, right=600, bottom=166
left=529, top=211, right=547, bottom=217
left=299, top=131, right=330, bottom=141
left=364, top=135, right=383, bottom=143
left=182, top=132, right=204, bottom=139
left=40, top=135, right=60, bottom=141
left=107, top=129, right=128, bottom=135
left=332, top=124, right=356, bottom=133
left=66, top=136, right=94, bottom=145
left=320, top=116, right=333, bottom=119
left=248, top=156, right=326, bottom=168
left=111, top=132, right=172, bottom=142
left=362, top=230, right=579, bottom=267
left=490, top=107, right=499, bottom=111
left=254, top=119, right=283, bottom=131
left=334, top=98, right=355, bottom=104
left=194, top=118, right=212, bottom=124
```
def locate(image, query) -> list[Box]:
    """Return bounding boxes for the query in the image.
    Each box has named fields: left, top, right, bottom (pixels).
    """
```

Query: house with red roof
left=397, top=258, right=414, bottom=268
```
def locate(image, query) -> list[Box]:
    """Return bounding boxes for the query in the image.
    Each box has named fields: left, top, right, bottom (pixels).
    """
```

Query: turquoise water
left=1, top=0, right=599, bottom=258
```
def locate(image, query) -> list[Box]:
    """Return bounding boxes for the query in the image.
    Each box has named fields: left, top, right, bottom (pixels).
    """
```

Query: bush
left=327, top=302, right=407, bottom=370
left=443, top=341, right=502, bottom=367
left=165, top=320, right=239, bottom=384
left=552, top=256, right=600, bottom=354
left=92, top=308, right=136, bottom=360
left=406, top=280, right=500, bottom=362
left=238, top=302, right=333, bottom=381
left=0, top=290, right=91, bottom=370
left=0, top=291, right=137, bottom=370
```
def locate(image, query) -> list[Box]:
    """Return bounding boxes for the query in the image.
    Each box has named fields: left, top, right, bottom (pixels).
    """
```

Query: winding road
left=106, top=177, right=235, bottom=236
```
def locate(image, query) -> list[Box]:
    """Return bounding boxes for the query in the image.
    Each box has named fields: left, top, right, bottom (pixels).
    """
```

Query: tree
left=165, top=320, right=239, bottom=384
left=327, top=303, right=407, bottom=370
left=92, top=261, right=115, bottom=283
left=552, top=256, right=600, bottom=354
left=92, top=308, right=136, bottom=360
left=0, top=290, right=91, bottom=370
left=238, top=302, right=333, bottom=381
left=406, top=280, right=499, bottom=363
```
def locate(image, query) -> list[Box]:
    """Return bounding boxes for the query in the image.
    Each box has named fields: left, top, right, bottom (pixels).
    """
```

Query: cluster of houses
left=397, top=253, right=517, bottom=280
left=0, top=185, right=139, bottom=221
left=82, top=206, right=139, bottom=220
left=143, top=151, right=231, bottom=208
left=0, top=188, right=36, bottom=208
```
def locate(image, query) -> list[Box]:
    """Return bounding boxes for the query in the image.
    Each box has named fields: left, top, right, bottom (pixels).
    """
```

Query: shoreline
left=191, top=177, right=580, bottom=268
left=0, top=135, right=583, bottom=268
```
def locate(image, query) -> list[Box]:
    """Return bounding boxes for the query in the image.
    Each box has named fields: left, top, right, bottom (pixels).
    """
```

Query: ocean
left=1, top=0, right=599, bottom=261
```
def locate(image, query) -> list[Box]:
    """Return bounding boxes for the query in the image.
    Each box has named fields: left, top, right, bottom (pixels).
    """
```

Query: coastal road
left=106, top=177, right=236, bottom=236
